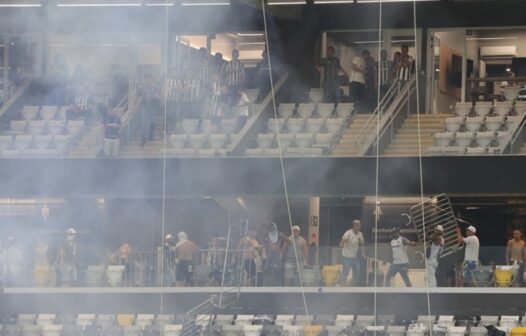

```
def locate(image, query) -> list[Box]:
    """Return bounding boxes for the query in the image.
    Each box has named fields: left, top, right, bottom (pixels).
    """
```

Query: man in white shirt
left=456, top=225, right=479, bottom=286
left=386, top=227, right=417, bottom=287
left=339, top=219, right=365, bottom=285
left=349, top=50, right=368, bottom=113
left=426, top=225, right=444, bottom=287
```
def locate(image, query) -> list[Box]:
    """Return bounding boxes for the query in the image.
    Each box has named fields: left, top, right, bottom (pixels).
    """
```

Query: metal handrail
left=353, top=79, right=401, bottom=148
left=356, top=76, right=417, bottom=156
left=508, top=111, right=526, bottom=154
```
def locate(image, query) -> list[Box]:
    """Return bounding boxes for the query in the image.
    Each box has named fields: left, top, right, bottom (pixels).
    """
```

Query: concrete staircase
left=119, top=115, right=166, bottom=158
left=383, top=113, right=452, bottom=156
left=331, top=114, right=377, bottom=156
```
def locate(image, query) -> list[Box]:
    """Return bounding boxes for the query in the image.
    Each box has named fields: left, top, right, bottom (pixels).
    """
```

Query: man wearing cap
left=284, top=226, right=308, bottom=286
left=426, top=225, right=444, bottom=287
left=386, top=227, right=417, bottom=287
left=456, top=225, right=479, bottom=286
left=340, top=219, right=365, bottom=286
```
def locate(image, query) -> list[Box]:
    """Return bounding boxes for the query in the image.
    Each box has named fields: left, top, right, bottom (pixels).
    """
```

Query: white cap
left=66, top=228, right=77, bottom=235
left=436, top=225, right=444, bottom=232
left=292, top=226, right=300, bottom=232
left=467, top=225, right=477, bottom=234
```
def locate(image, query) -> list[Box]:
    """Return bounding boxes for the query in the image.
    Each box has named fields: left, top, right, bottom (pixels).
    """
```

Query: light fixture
left=144, top=1, right=175, bottom=5
left=181, top=0, right=230, bottom=5
left=56, top=0, right=142, bottom=7
left=237, top=33, right=264, bottom=37
left=466, top=37, right=518, bottom=41
left=506, top=68, right=511, bottom=72
left=267, top=0, right=306, bottom=5
left=0, top=0, right=41, bottom=7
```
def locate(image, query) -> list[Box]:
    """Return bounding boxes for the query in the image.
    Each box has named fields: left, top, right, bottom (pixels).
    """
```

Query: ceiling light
left=181, top=0, right=230, bottom=5
left=267, top=0, right=306, bottom=5
left=0, top=0, right=41, bottom=7
left=56, top=0, right=142, bottom=7
left=466, top=37, right=518, bottom=41
left=237, top=33, right=264, bottom=37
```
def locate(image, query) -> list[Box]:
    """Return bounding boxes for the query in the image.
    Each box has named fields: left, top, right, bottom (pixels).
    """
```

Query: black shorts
left=176, top=260, right=192, bottom=282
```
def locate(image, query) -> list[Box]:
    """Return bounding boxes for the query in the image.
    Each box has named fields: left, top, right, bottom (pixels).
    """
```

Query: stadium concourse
left=3, top=1, right=526, bottom=336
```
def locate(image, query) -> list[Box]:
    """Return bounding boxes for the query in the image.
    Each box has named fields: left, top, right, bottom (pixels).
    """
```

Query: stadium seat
left=164, top=325, right=182, bottom=336
left=106, top=265, right=125, bottom=287
left=466, top=147, right=486, bottom=155
left=503, top=86, right=520, bottom=101
left=485, top=116, right=504, bottom=131
left=326, top=118, right=344, bottom=133
left=234, top=315, right=254, bottom=326
left=86, top=266, right=105, bottom=286
left=188, top=134, right=207, bottom=149
left=295, top=133, right=313, bottom=148
left=245, top=89, right=259, bottom=103
left=474, top=102, right=492, bottom=117
left=196, top=148, right=216, bottom=157
left=468, top=326, right=488, bottom=336
left=201, top=119, right=218, bottom=134
left=9, top=120, right=27, bottom=135
left=475, top=131, right=495, bottom=147
left=283, top=325, right=303, bottom=336
left=95, top=315, right=115, bottom=328
left=287, top=119, right=305, bottom=133
left=267, top=118, right=286, bottom=133
left=21, top=325, right=42, bottom=336
left=300, top=266, right=320, bottom=286
left=480, top=316, right=499, bottom=326
left=454, top=102, right=472, bottom=117
left=34, top=135, right=51, bottom=150
left=66, top=120, right=84, bottom=137
left=500, top=316, right=520, bottom=329
left=61, top=324, right=82, bottom=336
left=326, top=326, right=345, bottom=336
left=304, top=325, right=323, bottom=336
left=437, top=316, right=455, bottom=328
left=276, top=134, right=294, bottom=148
left=242, top=325, right=263, bottom=336
left=322, top=265, right=342, bottom=287
left=181, top=119, right=199, bottom=134
left=42, top=325, right=62, bottom=336
left=123, top=326, right=141, bottom=336
left=309, top=89, right=323, bottom=103
left=275, top=315, right=295, bottom=326
left=494, top=102, right=512, bottom=116
left=335, top=103, right=353, bottom=118
left=407, top=323, right=428, bottom=336
left=154, top=315, right=174, bottom=329
left=15, top=135, right=33, bottom=151
left=455, top=132, right=474, bottom=147
left=222, top=325, right=243, bottom=336
left=245, top=148, right=265, bottom=156
left=306, top=119, right=324, bottom=133
left=257, top=134, right=274, bottom=149
left=214, top=315, right=234, bottom=326
left=17, top=314, right=37, bottom=325
left=135, top=314, right=154, bottom=330
left=445, top=117, right=463, bottom=132
left=0, top=135, right=13, bottom=151
left=386, top=326, right=406, bottom=336
left=297, top=104, right=315, bottom=119
left=208, top=134, right=227, bottom=150
left=447, top=326, right=467, bottom=336
left=169, top=134, right=187, bottom=148
left=278, top=104, right=295, bottom=118
left=40, top=106, right=58, bottom=121
left=21, top=106, right=40, bottom=120
left=53, top=135, right=70, bottom=152
left=294, top=316, right=313, bottom=326
left=314, top=133, right=333, bottom=148
left=221, top=118, right=239, bottom=134
left=37, top=314, right=56, bottom=326
left=434, top=132, right=454, bottom=147
left=76, top=314, right=96, bottom=328
left=495, top=266, right=514, bottom=287
left=28, top=120, right=47, bottom=135
left=507, top=115, right=522, bottom=127
left=48, top=120, right=65, bottom=135
left=317, top=104, right=334, bottom=118
left=355, top=316, right=375, bottom=328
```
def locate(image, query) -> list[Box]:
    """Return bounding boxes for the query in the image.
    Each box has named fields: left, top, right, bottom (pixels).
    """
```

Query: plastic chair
left=322, top=265, right=342, bottom=286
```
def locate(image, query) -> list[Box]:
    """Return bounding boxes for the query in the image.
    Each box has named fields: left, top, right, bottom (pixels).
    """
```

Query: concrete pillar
left=309, top=197, right=320, bottom=265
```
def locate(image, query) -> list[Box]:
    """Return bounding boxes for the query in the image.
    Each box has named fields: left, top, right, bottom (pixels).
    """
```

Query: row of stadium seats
left=454, top=101, right=526, bottom=118
left=443, top=115, right=521, bottom=133
left=277, top=103, right=353, bottom=120
left=19, top=106, right=67, bottom=121
left=6, top=120, right=84, bottom=137
left=3, top=313, right=526, bottom=336
left=0, top=134, right=71, bottom=157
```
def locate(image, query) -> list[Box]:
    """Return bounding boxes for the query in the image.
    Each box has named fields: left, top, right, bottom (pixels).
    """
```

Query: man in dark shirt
left=376, top=50, right=393, bottom=100
left=103, top=108, right=121, bottom=157
left=137, top=74, right=159, bottom=145
left=317, top=46, right=347, bottom=104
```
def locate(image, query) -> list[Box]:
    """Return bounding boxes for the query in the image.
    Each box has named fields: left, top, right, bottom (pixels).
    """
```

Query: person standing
left=223, top=49, right=246, bottom=106
left=339, top=219, right=365, bottom=286
left=263, top=223, right=289, bottom=286
left=238, top=228, right=262, bottom=286
left=376, top=50, right=393, bottom=100
left=56, top=228, right=78, bottom=287
left=506, top=229, right=525, bottom=286
left=386, top=227, right=417, bottom=287
left=137, top=74, right=160, bottom=146
left=285, top=226, right=308, bottom=286
left=174, top=232, right=198, bottom=287
left=349, top=50, right=368, bottom=113
left=316, top=46, right=347, bottom=104
left=426, top=225, right=444, bottom=287
left=103, top=108, right=121, bottom=157
left=456, top=225, right=479, bottom=287
left=165, top=68, right=183, bottom=133
left=395, top=45, right=414, bottom=82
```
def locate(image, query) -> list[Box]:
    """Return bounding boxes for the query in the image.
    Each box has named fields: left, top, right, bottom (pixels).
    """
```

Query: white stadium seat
left=15, top=135, right=33, bottom=151
left=169, top=134, right=187, bottom=148
left=466, top=147, right=486, bottom=155
left=257, top=134, right=274, bottom=149
left=465, top=117, right=484, bottom=132
left=36, top=314, right=56, bottom=326
left=188, top=134, right=207, bottom=149
left=164, top=324, right=183, bottom=336
left=28, top=120, right=47, bottom=135
left=9, top=120, right=27, bottom=135
left=287, top=119, right=305, bottom=134
left=34, top=135, right=52, bottom=150
left=335, top=103, right=353, bottom=118
left=66, top=120, right=84, bottom=137
left=485, top=116, right=504, bottom=131
left=208, top=134, right=227, bottom=149
left=41, top=325, right=62, bottom=336
left=47, top=120, right=65, bottom=135
left=76, top=314, right=96, bottom=328
left=306, top=118, right=324, bottom=133
left=235, top=315, right=254, bottom=326
left=297, top=103, right=315, bottom=118
left=276, top=133, right=294, bottom=148
left=278, top=104, right=295, bottom=118
left=40, top=106, right=58, bottom=120
left=326, top=118, right=343, bottom=133
left=445, top=117, right=463, bottom=132
left=317, top=103, right=334, bottom=118
left=475, top=131, right=495, bottom=147
left=181, top=119, right=199, bottom=134
left=494, top=102, right=512, bottom=117
left=454, top=102, right=472, bottom=117
left=242, top=325, right=262, bottom=336
left=53, top=135, right=70, bottom=152
left=309, top=89, right=323, bottom=103
left=455, top=132, right=474, bottom=147
left=334, top=315, right=354, bottom=328
left=474, top=102, right=492, bottom=117
left=434, top=132, right=454, bottom=147
left=295, top=133, right=313, bottom=148
left=267, top=118, right=286, bottom=133
left=20, top=106, right=39, bottom=121
left=502, top=86, right=520, bottom=101
left=314, top=133, right=333, bottom=147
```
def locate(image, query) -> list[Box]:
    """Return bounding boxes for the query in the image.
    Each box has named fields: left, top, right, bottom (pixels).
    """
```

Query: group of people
left=317, top=45, right=414, bottom=112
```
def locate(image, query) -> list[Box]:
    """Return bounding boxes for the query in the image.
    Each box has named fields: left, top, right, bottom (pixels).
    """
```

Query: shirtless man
left=506, top=229, right=526, bottom=285
left=175, top=232, right=198, bottom=286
